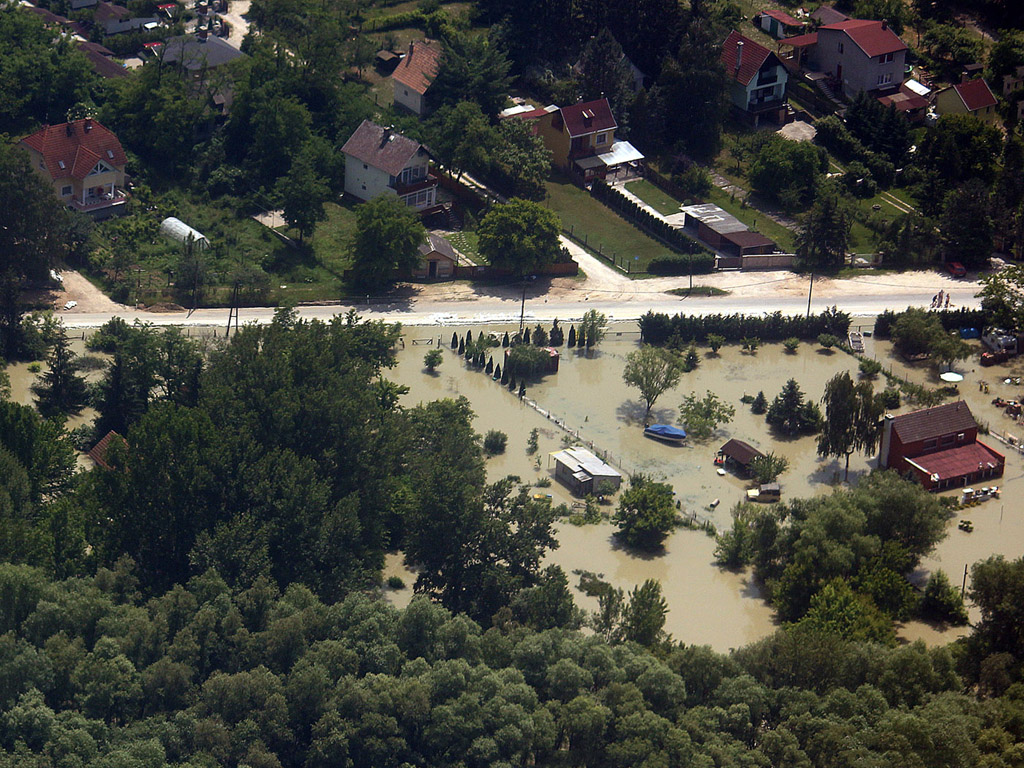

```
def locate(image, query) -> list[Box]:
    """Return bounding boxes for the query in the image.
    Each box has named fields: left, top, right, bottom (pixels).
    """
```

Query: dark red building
left=878, top=402, right=1004, bottom=491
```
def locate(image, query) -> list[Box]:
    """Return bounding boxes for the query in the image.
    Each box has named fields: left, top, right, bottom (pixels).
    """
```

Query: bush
left=817, top=333, right=839, bottom=350
left=707, top=334, right=725, bottom=353
left=647, top=253, right=716, bottom=275
left=424, top=349, right=443, bottom=372
left=639, top=307, right=851, bottom=346
left=751, top=391, right=768, bottom=414
left=783, top=337, right=800, bottom=353
left=859, top=358, right=882, bottom=378
left=505, top=344, right=551, bottom=379
left=386, top=576, right=405, bottom=589
left=483, top=430, right=508, bottom=455
left=877, top=387, right=901, bottom=409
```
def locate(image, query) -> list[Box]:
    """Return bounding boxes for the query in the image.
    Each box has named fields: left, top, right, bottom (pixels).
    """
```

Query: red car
left=947, top=261, right=967, bottom=277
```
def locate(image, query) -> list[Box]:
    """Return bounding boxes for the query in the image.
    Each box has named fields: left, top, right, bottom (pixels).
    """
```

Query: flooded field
left=8, top=320, right=1024, bottom=651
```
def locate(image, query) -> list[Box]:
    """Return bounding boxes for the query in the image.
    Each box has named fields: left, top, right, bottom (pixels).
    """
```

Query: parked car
left=947, top=261, right=967, bottom=277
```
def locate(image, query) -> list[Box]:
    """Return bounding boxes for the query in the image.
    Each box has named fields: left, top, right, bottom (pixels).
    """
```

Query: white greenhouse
left=159, top=217, right=211, bottom=250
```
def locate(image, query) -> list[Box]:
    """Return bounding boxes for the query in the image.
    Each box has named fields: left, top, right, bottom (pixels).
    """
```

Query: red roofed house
left=815, top=19, right=907, bottom=99
left=392, top=39, right=442, bottom=116
left=935, top=78, right=999, bottom=125
left=341, top=120, right=438, bottom=211
left=88, top=430, right=127, bottom=470
left=19, top=118, right=128, bottom=218
left=534, top=98, right=644, bottom=183
left=721, top=31, right=789, bottom=126
left=754, top=8, right=804, bottom=39
left=877, top=82, right=929, bottom=123
left=878, top=402, right=1004, bottom=491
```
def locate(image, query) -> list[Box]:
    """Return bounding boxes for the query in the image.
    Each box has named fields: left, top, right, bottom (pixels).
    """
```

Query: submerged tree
left=613, top=475, right=677, bottom=549
left=32, top=332, right=88, bottom=418
left=622, top=345, right=684, bottom=419
left=818, top=372, right=883, bottom=481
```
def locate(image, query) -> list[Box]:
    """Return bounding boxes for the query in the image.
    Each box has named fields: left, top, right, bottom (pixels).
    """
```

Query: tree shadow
left=608, top=531, right=668, bottom=561
left=615, top=400, right=676, bottom=426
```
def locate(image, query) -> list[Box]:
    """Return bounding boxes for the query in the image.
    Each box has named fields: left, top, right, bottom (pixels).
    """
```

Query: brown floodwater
left=10, top=323, right=1022, bottom=650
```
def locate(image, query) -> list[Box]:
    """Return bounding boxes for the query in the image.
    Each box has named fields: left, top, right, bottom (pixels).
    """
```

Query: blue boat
left=644, top=424, right=687, bottom=444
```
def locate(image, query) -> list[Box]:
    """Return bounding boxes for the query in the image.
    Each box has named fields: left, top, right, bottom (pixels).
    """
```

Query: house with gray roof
left=341, top=120, right=438, bottom=211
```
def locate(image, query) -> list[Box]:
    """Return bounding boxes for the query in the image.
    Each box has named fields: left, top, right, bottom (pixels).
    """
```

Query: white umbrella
left=940, top=371, right=964, bottom=383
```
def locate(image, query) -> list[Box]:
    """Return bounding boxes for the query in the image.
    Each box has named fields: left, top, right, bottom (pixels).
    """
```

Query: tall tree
left=796, top=187, right=852, bottom=271
left=350, top=196, right=426, bottom=291
left=622, top=345, right=684, bottom=419
left=766, top=379, right=821, bottom=436
left=817, top=371, right=882, bottom=481
left=577, top=29, right=635, bottom=128
left=32, top=333, right=89, bottom=419
left=940, top=179, right=994, bottom=269
left=429, top=32, right=513, bottom=117
left=613, top=475, right=677, bottom=549
left=427, top=101, right=496, bottom=181
left=277, top=143, right=330, bottom=242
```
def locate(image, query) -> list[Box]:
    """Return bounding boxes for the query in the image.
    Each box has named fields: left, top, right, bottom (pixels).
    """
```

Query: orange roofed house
left=19, top=118, right=128, bottom=218
left=392, top=39, right=442, bottom=116
left=533, top=97, right=644, bottom=184
left=721, top=31, right=789, bottom=126
left=878, top=402, right=1004, bottom=491
left=935, top=78, right=999, bottom=125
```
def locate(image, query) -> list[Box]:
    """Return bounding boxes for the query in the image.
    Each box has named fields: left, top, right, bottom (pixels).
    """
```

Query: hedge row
left=639, top=307, right=851, bottom=346
left=647, top=253, right=715, bottom=275
left=364, top=10, right=426, bottom=30
left=874, top=307, right=990, bottom=339
left=590, top=180, right=708, bottom=256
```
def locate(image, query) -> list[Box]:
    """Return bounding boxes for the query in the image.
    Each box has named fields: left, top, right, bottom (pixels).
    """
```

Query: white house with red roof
left=721, top=31, right=789, bottom=126
left=814, top=19, right=907, bottom=99
left=19, top=118, right=128, bottom=218
left=341, top=120, right=438, bottom=211
left=935, top=78, right=999, bottom=125
left=533, top=98, right=644, bottom=183
left=392, top=39, right=442, bottom=116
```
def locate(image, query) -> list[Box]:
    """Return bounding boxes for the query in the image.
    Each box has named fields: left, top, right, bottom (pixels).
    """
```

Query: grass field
left=544, top=174, right=677, bottom=272
left=624, top=179, right=683, bottom=217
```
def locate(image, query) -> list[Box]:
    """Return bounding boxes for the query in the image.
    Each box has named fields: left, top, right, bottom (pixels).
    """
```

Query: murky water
left=10, top=323, right=1021, bottom=649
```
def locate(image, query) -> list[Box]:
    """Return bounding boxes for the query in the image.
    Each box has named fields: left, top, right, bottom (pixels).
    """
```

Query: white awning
left=905, top=78, right=930, bottom=97
left=574, top=140, right=645, bottom=171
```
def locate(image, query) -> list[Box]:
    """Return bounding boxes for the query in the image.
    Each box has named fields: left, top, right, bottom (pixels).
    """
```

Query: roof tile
left=721, top=31, right=774, bottom=87
left=891, top=401, right=978, bottom=444
left=20, top=119, right=126, bottom=181
left=392, top=39, right=442, bottom=96
left=341, top=120, right=427, bottom=177
left=953, top=78, right=997, bottom=111
left=559, top=98, right=617, bottom=137
left=821, top=19, right=906, bottom=58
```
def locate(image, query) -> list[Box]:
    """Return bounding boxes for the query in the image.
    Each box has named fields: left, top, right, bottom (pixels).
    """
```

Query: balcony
left=392, top=173, right=437, bottom=196
left=746, top=97, right=786, bottom=114
left=70, top=189, right=128, bottom=213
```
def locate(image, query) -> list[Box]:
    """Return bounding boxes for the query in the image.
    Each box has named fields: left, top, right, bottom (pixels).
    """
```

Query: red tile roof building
left=88, top=430, right=127, bottom=470
left=19, top=119, right=128, bottom=217
left=814, top=19, right=908, bottom=99
left=721, top=31, right=774, bottom=87
left=878, top=402, right=1004, bottom=491
left=755, top=8, right=803, bottom=39
left=534, top=98, right=644, bottom=182
left=721, top=31, right=790, bottom=126
left=822, top=19, right=906, bottom=57
left=392, top=39, right=442, bottom=115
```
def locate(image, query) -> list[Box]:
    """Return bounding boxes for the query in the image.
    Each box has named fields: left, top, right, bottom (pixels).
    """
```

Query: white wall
left=393, top=82, right=425, bottom=115
left=344, top=154, right=397, bottom=202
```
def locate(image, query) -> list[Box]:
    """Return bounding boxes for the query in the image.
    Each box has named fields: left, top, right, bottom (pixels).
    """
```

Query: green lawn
left=624, top=179, right=683, bottom=216
left=448, top=230, right=484, bottom=264
left=705, top=187, right=797, bottom=253
left=544, top=174, right=677, bottom=272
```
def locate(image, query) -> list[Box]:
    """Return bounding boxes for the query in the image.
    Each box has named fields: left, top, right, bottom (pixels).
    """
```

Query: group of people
left=931, top=290, right=951, bottom=309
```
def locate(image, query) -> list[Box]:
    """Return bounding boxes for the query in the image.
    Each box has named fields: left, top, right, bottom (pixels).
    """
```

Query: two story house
left=721, top=31, right=789, bottom=126
left=341, top=120, right=438, bottom=211
left=878, top=402, right=1004, bottom=491
left=19, top=118, right=128, bottom=218
left=815, top=19, right=907, bottom=99
left=935, top=78, right=999, bottom=125
left=534, top=98, right=644, bottom=183
left=392, top=39, right=442, bottom=116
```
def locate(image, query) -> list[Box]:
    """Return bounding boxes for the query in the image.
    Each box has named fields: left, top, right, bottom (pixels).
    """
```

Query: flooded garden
left=9, top=319, right=1024, bottom=652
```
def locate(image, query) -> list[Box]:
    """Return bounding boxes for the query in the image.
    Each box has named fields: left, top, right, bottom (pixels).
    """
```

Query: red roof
left=822, top=19, right=906, bottom=58
left=878, top=90, right=927, bottom=112
left=721, top=31, right=775, bottom=86
left=953, top=79, right=997, bottom=111
left=891, top=401, right=978, bottom=444
left=763, top=8, right=801, bottom=26
left=88, top=430, right=127, bottom=470
left=94, top=1, right=130, bottom=23
left=782, top=31, right=818, bottom=47
left=910, top=441, right=1004, bottom=482
left=20, top=119, right=126, bottom=181
left=559, top=98, right=617, bottom=137
left=392, top=39, right=441, bottom=96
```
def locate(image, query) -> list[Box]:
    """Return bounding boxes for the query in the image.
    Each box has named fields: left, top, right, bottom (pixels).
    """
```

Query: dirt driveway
left=52, top=271, right=125, bottom=315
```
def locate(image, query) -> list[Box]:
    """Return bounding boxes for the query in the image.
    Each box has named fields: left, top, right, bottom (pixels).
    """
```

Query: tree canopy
left=477, top=199, right=562, bottom=277
left=350, top=196, right=426, bottom=292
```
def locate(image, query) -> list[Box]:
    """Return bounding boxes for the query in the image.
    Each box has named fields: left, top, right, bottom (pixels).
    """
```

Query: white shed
left=160, top=217, right=210, bottom=250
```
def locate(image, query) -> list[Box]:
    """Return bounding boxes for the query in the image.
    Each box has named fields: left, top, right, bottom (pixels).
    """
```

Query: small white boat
left=716, top=468, right=726, bottom=476
left=708, top=498, right=720, bottom=509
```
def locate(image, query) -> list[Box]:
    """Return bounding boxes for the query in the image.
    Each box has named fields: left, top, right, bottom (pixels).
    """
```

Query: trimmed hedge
left=364, top=10, right=426, bottom=30
left=648, top=253, right=715, bottom=275
left=639, top=307, right=851, bottom=346
left=874, top=307, right=989, bottom=339
left=591, top=179, right=709, bottom=257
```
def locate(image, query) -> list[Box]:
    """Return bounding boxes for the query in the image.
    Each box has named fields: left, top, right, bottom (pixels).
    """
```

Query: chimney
left=66, top=122, right=74, bottom=137
left=881, top=18, right=888, bottom=30
left=84, top=118, right=92, bottom=133
left=735, top=40, right=744, bottom=70
left=198, top=27, right=208, bottom=40
left=878, top=413, right=895, bottom=468
left=408, top=40, right=414, bottom=58
left=381, top=125, right=393, bottom=146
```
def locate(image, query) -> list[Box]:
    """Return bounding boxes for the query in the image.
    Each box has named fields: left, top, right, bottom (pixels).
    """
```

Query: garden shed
left=160, top=217, right=210, bottom=250
left=717, top=439, right=763, bottom=473
left=550, top=447, right=622, bottom=497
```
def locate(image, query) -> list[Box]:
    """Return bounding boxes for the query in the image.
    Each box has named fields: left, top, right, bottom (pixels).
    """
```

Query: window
left=363, top=163, right=368, bottom=170
left=880, top=52, right=894, bottom=63
left=61, top=185, right=72, bottom=196
left=595, top=133, right=607, bottom=145
left=838, top=42, right=844, bottom=53
left=877, top=73, right=893, bottom=86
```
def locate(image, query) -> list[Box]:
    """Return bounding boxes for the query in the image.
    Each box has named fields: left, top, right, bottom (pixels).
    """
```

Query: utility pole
left=226, top=281, right=240, bottom=336
left=806, top=271, right=815, bottom=318
left=519, top=277, right=527, bottom=334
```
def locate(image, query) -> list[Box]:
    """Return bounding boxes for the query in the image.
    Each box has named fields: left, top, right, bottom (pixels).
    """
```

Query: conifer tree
left=32, top=333, right=89, bottom=418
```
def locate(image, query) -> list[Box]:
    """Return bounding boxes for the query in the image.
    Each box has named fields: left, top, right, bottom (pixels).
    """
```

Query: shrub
left=707, top=334, right=725, bottom=353
left=859, top=358, right=882, bottom=378
left=647, top=253, right=715, bottom=275
left=817, top=333, right=839, bottom=350
left=638, top=307, right=851, bottom=346
left=783, top=337, right=800, bottom=353
left=877, top=387, right=901, bottom=409
left=386, top=576, right=405, bottom=589
left=535, top=476, right=551, bottom=488
left=483, top=430, right=508, bottom=455
left=424, top=349, right=443, bottom=372
left=527, top=428, right=539, bottom=455
left=505, top=344, right=551, bottom=379
left=751, top=391, right=768, bottom=414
